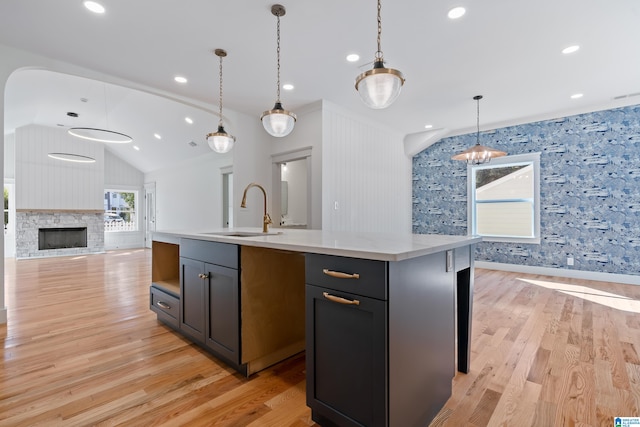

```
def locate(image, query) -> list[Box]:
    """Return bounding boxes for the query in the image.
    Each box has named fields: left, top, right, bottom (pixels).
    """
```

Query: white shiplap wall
left=104, top=149, right=144, bottom=188
left=322, top=102, right=412, bottom=234
left=4, top=132, right=15, bottom=179
left=16, top=125, right=104, bottom=210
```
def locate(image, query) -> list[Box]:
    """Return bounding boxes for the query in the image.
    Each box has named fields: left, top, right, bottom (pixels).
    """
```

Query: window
left=4, top=186, right=9, bottom=230
left=468, top=153, right=540, bottom=243
left=104, top=190, right=138, bottom=232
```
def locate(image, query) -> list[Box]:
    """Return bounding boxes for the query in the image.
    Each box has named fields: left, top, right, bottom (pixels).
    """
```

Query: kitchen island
left=150, top=228, right=480, bottom=427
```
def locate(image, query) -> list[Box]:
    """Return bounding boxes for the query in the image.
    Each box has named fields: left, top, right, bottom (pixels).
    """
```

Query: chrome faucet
left=240, top=183, right=272, bottom=233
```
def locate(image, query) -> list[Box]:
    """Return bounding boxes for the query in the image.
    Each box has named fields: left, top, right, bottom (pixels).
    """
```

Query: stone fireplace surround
left=16, top=210, right=105, bottom=259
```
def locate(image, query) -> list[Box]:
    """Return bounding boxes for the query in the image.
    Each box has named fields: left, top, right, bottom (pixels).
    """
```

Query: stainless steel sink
left=202, top=231, right=283, bottom=237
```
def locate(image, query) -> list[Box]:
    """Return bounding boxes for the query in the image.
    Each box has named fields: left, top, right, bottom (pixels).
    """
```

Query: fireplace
left=16, top=211, right=104, bottom=258
left=39, top=227, right=88, bottom=250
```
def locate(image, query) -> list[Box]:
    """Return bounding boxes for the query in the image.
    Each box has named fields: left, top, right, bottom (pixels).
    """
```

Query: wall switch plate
left=567, top=257, right=574, bottom=266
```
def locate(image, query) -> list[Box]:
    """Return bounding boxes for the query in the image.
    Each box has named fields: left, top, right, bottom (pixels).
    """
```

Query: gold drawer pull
left=156, top=301, right=171, bottom=309
left=322, top=269, right=360, bottom=279
left=323, top=292, right=360, bottom=306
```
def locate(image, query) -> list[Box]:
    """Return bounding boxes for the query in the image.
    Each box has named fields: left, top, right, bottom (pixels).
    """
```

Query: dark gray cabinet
left=179, top=239, right=241, bottom=370
left=306, top=284, right=387, bottom=427
left=149, top=285, right=179, bottom=329
left=305, top=250, right=457, bottom=427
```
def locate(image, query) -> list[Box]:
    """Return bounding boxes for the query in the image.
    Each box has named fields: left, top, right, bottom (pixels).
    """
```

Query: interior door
left=144, top=182, right=156, bottom=248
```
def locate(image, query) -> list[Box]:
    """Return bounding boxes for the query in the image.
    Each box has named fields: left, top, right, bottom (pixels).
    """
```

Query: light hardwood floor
left=1, top=249, right=639, bottom=426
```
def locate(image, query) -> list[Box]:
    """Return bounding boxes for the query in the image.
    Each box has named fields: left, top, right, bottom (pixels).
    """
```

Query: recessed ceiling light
left=185, top=117, right=193, bottom=124
left=424, top=124, right=433, bottom=129
left=133, top=145, right=140, bottom=151
left=562, top=45, right=580, bottom=54
left=448, top=6, right=466, bottom=19
left=174, top=76, right=187, bottom=84
left=571, top=93, right=584, bottom=99
left=83, top=1, right=105, bottom=14
left=154, top=133, right=162, bottom=139
left=346, top=53, right=360, bottom=62
left=283, top=83, right=294, bottom=91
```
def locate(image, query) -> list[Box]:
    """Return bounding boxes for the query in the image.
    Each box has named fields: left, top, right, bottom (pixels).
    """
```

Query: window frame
left=467, top=152, right=541, bottom=244
left=104, top=188, right=139, bottom=232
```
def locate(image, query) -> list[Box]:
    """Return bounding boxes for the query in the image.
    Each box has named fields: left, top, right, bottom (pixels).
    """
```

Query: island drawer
left=305, top=253, right=387, bottom=300
left=150, top=285, right=179, bottom=327
left=180, top=239, right=238, bottom=269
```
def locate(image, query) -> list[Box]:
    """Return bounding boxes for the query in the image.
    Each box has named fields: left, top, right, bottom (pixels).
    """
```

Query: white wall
left=281, top=158, right=307, bottom=225
left=4, top=132, right=14, bottom=179
left=322, top=100, right=412, bottom=233
left=267, top=101, right=323, bottom=229
left=144, top=150, right=234, bottom=231
left=104, top=150, right=145, bottom=249
left=15, top=124, right=104, bottom=210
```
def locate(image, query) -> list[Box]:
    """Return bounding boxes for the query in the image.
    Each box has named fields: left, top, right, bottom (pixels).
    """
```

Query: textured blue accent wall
left=412, top=104, right=640, bottom=275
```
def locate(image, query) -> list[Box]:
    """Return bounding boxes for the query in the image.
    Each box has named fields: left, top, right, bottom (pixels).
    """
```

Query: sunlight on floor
left=518, top=278, right=640, bottom=313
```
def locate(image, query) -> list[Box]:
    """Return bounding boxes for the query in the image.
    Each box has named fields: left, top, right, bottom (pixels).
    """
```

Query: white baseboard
left=475, top=261, right=640, bottom=286
left=0, top=306, right=7, bottom=324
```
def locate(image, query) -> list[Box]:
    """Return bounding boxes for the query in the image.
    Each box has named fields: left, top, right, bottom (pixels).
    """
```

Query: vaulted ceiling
left=2, top=0, right=639, bottom=172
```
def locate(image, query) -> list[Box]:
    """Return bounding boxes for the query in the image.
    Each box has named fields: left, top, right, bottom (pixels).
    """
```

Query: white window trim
left=467, top=152, right=541, bottom=244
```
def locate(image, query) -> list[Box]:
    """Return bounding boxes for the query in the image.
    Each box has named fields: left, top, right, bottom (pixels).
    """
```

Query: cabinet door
left=306, top=284, right=388, bottom=427
left=180, top=257, right=205, bottom=342
left=204, top=263, right=239, bottom=364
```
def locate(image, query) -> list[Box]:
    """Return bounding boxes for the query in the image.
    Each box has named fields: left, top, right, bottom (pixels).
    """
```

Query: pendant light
left=68, top=84, right=133, bottom=143
left=261, top=4, right=296, bottom=138
left=452, top=95, right=507, bottom=164
left=355, top=0, right=405, bottom=109
left=207, top=49, right=235, bottom=154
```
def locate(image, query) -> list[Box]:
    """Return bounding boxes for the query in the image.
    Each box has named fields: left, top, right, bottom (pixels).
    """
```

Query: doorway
left=271, top=147, right=312, bottom=229
left=144, top=182, right=156, bottom=249
left=222, top=169, right=233, bottom=228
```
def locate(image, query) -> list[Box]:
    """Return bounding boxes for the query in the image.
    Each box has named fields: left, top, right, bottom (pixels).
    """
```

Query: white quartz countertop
left=153, top=228, right=481, bottom=262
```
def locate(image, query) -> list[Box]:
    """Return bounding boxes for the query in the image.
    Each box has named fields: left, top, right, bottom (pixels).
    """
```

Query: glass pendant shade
left=261, top=102, right=296, bottom=137
left=207, top=125, right=235, bottom=154
left=356, top=60, right=404, bottom=109
left=208, top=48, right=235, bottom=153
left=262, top=4, right=296, bottom=138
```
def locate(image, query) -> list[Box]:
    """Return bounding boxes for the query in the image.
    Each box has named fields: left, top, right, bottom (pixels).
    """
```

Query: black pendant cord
left=276, top=11, right=282, bottom=103
left=474, top=95, right=483, bottom=146
left=376, top=0, right=382, bottom=58
left=218, top=53, right=224, bottom=128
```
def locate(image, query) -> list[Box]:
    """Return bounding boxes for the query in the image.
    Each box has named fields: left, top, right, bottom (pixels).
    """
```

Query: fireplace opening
left=38, top=227, right=88, bottom=250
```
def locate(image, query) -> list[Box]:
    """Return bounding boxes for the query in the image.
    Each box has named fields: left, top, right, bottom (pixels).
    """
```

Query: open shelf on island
left=152, top=240, right=180, bottom=296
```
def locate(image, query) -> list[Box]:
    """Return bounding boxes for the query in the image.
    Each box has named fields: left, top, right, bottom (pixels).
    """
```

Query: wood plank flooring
left=1, top=249, right=639, bottom=426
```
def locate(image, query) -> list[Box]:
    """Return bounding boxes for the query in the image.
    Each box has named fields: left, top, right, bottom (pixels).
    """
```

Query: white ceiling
left=2, top=0, right=640, bottom=173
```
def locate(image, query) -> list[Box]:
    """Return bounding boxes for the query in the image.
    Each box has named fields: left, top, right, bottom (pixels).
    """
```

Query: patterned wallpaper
left=412, top=103, right=640, bottom=275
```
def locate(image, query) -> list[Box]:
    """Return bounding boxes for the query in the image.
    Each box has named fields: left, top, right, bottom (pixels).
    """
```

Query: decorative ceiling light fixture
left=261, top=4, right=296, bottom=138
left=206, top=49, right=235, bottom=154
left=68, top=84, right=132, bottom=143
left=452, top=95, right=507, bottom=164
left=355, top=0, right=405, bottom=109
left=68, top=127, right=132, bottom=143
left=47, top=152, right=96, bottom=163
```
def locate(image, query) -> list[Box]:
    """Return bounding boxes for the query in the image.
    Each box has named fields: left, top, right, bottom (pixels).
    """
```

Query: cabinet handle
left=323, top=292, right=360, bottom=306
left=156, top=301, right=171, bottom=309
left=198, top=273, right=210, bottom=279
left=322, top=269, right=360, bottom=279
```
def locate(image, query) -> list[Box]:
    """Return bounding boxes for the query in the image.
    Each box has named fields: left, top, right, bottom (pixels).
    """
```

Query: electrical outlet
left=567, top=257, right=574, bottom=266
